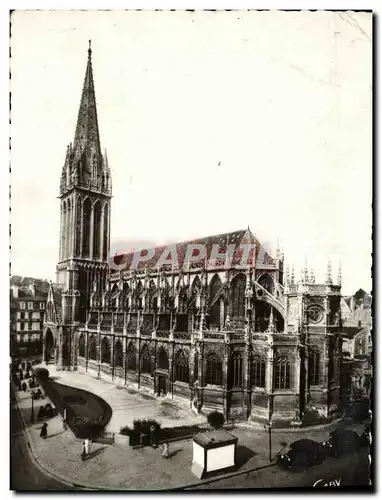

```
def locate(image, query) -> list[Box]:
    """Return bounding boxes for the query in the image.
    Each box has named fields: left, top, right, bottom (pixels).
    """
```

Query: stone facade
left=43, top=44, right=343, bottom=428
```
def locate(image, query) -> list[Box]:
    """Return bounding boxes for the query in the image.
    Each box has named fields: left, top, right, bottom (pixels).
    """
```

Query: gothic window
left=308, top=348, right=320, bottom=386
left=232, top=274, right=246, bottom=318
left=101, top=336, right=111, bottom=364
left=274, top=354, right=291, bottom=390
left=209, top=275, right=222, bottom=328
left=114, top=340, right=123, bottom=367
left=88, top=335, right=97, bottom=361
left=251, top=354, right=266, bottom=388
left=75, top=197, right=82, bottom=256
left=328, top=340, right=335, bottom=382
left=308, top=306, right=323, bottom=324
left=127, top=342, right=137, bottom=371
left=174, top=350, right=189, bottom=383
left=140, top=344, right=151, bottom=374
left=78, top=333, right=85, bottom=358
left=148, top=281, right=156, bottom=311
left=122, top=282, right=130, bottom=310
left=62, top=201, right=67, bottom=260
left=206, top=352, right=223, bottom=386
left=103, top=204, right=109, bottom=261
left=158, top=347, right=169, bottom=370
left=258, top=274, right=274, bottom=294
left=82, top=198, right=91, bottom=257
left=228, top=351, right=244, bottom=388
left=191, top=277, right=201, bottom=301
left=93, top=201, right=102, bottom=259
left=67, top=198, right=72, bottom=257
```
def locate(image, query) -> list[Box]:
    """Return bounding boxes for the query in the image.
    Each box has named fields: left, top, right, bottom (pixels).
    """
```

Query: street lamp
left=268, top=420, right=272, bottom=462
left=31, top=392, right=34, bottom=423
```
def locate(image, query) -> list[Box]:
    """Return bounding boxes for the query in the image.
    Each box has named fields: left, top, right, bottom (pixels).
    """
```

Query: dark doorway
left=45, top=329, right=54, bottom=363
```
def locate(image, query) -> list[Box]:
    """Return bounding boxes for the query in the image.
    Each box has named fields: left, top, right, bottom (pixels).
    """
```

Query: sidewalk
left=13, top=370, right=368, bottom=491
left=40, top=364, right=205, bottom=432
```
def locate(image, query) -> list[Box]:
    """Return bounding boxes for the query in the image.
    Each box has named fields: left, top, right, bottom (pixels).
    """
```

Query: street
left=10, top=389, right=74, bottom=491
left=189, top=447, right=371, bottom=490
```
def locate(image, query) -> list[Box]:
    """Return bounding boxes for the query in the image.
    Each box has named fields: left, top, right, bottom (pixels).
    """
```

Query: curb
left=11, top=384, right=89, bottom=490
left=13, top=387, right=276, bottom=493
left=171, top=462, right=277, bottom=491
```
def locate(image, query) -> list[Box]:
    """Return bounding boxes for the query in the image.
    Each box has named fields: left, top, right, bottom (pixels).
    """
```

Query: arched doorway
left=45, top=329, right=54, bottom=364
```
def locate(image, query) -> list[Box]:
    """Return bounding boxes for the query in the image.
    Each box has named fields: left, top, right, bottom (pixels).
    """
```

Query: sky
left=10, top=10, right=372, bottom=294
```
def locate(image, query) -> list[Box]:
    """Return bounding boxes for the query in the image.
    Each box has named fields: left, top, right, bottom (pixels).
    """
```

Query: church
left=44, top=43, right=344, bottom=428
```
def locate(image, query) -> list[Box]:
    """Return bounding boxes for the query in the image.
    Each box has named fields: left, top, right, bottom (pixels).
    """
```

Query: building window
left=228, top=352, right=243, bottom=388
left=20, top=302, right=25, bottom=310
left=252, top=355, right=266, bottom=388
left=40, top=303, right=45, bottom=309
left=20, top=323, right=24, bottom=331
left=231, top=275, right=246, bottom=318
left=28, top=302, right=33, bottom=310
left=274, top=355, right=291, bottom=390
left=206, top=352, right=223, bottom=386
left=174, top=350, right=189, bottom=383
left=308, top=348, right=320, bottom=386
left=101, top=337, right=111, bottom=364
left=114, top=340, right=123, bottom=367
left=78, top=334, right=85, bottom=357
left=140, top=344, right=151, bottom=374
left=127, top=343, right=137, bottom=371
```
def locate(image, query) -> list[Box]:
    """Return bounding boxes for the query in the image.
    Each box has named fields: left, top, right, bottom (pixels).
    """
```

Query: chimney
left=28, top=283, right=36, bottom=296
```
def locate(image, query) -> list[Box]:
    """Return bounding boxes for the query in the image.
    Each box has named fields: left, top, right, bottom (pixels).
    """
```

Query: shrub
left=133, top=418, right=161, bottom=437
left=36, top=367, right=50, bottom=381
left=207, top=410, right=225, bottom=429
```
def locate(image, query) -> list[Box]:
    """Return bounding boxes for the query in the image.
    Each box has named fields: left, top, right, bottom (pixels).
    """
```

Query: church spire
left=73, top=41, right=101, bottom=160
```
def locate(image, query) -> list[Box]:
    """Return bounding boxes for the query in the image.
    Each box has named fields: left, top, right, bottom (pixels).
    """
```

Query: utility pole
left=31, top=393, right=34, bottom=424
left=268, top=420, right=272, bottom=462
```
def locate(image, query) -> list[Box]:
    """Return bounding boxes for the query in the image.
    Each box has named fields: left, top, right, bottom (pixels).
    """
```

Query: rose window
left=308, top=306, right=323, bottom=323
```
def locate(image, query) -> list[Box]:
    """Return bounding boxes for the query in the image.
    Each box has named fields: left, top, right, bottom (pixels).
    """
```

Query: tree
left=207, top=410, right=225, bottom=429
left=354, top=289, right=367, bottom=303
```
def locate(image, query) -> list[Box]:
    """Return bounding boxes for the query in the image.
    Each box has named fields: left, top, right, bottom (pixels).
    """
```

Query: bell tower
left=56, top=40, right=112, bottom=347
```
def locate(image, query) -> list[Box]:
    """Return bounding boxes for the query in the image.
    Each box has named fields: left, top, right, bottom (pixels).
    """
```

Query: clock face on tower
left=308, top=305, right=324, bottom=324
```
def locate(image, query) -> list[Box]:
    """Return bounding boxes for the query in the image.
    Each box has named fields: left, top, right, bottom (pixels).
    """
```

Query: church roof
left=114, top=228, right=274, bottom=272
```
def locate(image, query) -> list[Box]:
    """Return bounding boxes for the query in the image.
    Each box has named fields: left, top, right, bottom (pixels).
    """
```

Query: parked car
left=325, top=428, right=362, bottom=458
left=277, top=439, right=326, bottom=470
left=359, top=425, right=371, bottom=448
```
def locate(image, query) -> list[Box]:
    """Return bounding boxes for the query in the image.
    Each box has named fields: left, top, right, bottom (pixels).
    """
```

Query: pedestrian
left=40, top=422, right=48, bottom=439
left=150, top=425, right=158, bottom=448
left=63, top=408, right=67, bottom=430
left=84, top=438, right=91, bottom=457
left=81, top=440, right=87, bottom=460
left=162, top=441, right=169, bottom=459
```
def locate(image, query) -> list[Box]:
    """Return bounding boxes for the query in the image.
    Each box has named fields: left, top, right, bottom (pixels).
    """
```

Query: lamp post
left=31, top=392, right=34, bottom=423
left=268, top=420, right=272, bottom=462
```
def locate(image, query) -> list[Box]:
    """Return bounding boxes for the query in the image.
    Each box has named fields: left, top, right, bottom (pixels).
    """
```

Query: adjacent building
left=10, top=280, right=48, bottom=358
